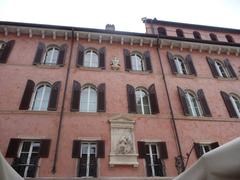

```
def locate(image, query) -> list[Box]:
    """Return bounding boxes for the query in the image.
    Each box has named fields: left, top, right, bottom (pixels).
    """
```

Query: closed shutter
left=148, top=84, right=160, bottom=114
left=210, top=142, right=219, bottom=150
left=144, top=51, right=152, bottom=72
left=127, top=84, right=136, bottom=113
left=137, top=141, right=146, bottom=158
left=33, top=42, right=45, bottom=65
left=78, top=157, right=87, bottom=177
left=39, top=139, right=51, bottom=158
left=0, top=40, right=15, bottom=63
left=72, top=140, right=81, bottom=158
left=224, top=59, right=237, bottom=78
left=97, top=83, right=106, bottom=112
left=157, top=142, right=168, bottom=159
left=167, top=51, right=177, bottom=74
left=71, top=80, right=81, bottom=112
left=57, top=44, right=67, bottom=66
left=206, top=57, right=219, bottom=78
left=97, top=140, right=105, bottom=158
left=194, top=143, right=204, bottom=158
left=99, top=47, right=105, bottom=69
left=48, top=81, right=61, bottom=111
left=197, top=89, right=212, bottom=117
left=177, top=86, right=190, bottom=116
left=89, top=155, right=97, bottom=177
left=19, top=80, right=35, bottom=110
left=185, top=54, right=197, bottom=75
left=220, top=91, right=238, bottom=118
left=124, top=49, right=131, bottom=71
left=5, top=138, right=21, bottom=157
left=76, top=44, right=84, bottom=67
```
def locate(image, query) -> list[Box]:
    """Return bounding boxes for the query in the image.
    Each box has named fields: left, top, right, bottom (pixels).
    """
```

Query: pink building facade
left=0, top=19, right=240, bottom=179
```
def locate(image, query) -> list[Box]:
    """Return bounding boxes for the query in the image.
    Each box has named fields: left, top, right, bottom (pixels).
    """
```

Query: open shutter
left=72, top=140, right=81, bottom=158
left=148, top=84, right=160, bottom=114
left=99, top=47, right=105, bottom=69
left=177, top=86, right=190, bottom=116
left=158, top=142, right=168, bottom=159
left=186, top=54, right=197, bottom=75
left=210, top=142, right=219, bottom=150
left=124, top=49, right=131, bottom=71
left=224, top=59, right=237, bottom=78
left=97, top=140, right=105, bottom=158
left=33, top=42, right=45, bottom=65
left=0, top=40, right=15, bottom=63
left=144, top=51, right=152, bottom=72
left=194, top=143, right=204, bottom=158
left=220, top=91, right=238, bottom=118
left=76, top=44, right=84, bottom=67
left=48, top=81, right=61, bottom=111
left=71, top=80, right=81, bottom=112
left=137, top=141, right=146, bottom=158
left=127, top=84, right=136, bottom=113
left=206, top=57, right=219, bottom=78
left=167, top=51, right=177, bottom=74
left=197, top=89, right=212, bottom=117
left=39, top=139, right=51, bottom=158
left=97, top=83, right=106, bottom=112
left=5, top=138, right=21, bottom=158
left=19, top=80, right=35, bottom=110
left=57, top=44, right=67, bottom=66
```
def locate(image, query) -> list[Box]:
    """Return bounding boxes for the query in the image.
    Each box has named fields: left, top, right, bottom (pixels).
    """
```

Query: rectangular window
left=199, top=144, right=212, bottom=154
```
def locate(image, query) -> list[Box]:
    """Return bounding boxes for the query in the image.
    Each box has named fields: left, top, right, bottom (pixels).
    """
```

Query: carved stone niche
left=109, top=115, right=138, bottom=168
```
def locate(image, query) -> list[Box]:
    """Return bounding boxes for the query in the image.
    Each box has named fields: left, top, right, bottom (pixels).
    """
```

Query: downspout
left=52, top=28, right=75, bottom=173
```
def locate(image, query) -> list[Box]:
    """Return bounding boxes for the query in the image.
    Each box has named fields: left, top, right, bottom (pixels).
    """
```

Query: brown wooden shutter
left=33, top=42, right=45, bottom=65
left=57, top=44, right=67, bottom=66
left=48, top=81, right=61, bottom=111
left=97, top=140, right=105, bottom=158
left=137, top=141, right=146, bottom=158
left=167, top=51, right=177, bottom=74
left=220, top=91, right=238, bottom=118
left=210, top=142, right=219, bottom=150
left=19, top=80, right=35, bottom=110
left=194, top=143, right=204, bottom=158
left=197, top=89, right=212, bottom=117
left=39, top=139, right=51, bottom=158
left=144, top=51, right=152, bottom=72
left=124, top=49, right=131, bottom=71
left=71, top=80, right=81, bottom=112
left=72, top=140, right=81, bottom=158
left=158, top=142, right=168, bottom=159
left=224, top=59, right=237, bottom=78
left=206, top=57, right=219, bottom=78
left=127, top=84, right=136, bottom=113
left=0, top=40, right=15, bottom=63
left=177, top=86, right=190, bottom=116
left=99, top=47, right=105, bottom=69
left=97, top=83, right=106, bottom=112
left=5, top=138, right=21, bottom=157
left=148, top=84, right=160, bottom=114
left=185, top=54, right=197, bottom=75
left=76, top=44, right=84, bottom=67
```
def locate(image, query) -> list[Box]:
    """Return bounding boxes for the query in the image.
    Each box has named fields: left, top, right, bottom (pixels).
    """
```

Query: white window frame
left=0, top=41, right=6, bottom=50
left=131, top=53, right=145, bottom=71
left=230, top=94, right=240, bottom=118
left=84, top=50, right=99, bottom=68
left=80, top=86, right=97, bottom=112
left=185, top=91, right=202, bottom=116
left=199, top=143, right=212, bottom=154
left=174, top=56, right=188, bottom=75
left=145, top=143, right=160, bottom=177
left=214, top=61, right=228, bottom=78
left=135, top=88, right=151, bottom=115
left=43, top=46, right=59, bottom=65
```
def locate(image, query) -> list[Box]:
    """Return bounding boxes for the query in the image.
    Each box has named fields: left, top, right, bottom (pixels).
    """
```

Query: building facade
left=0, top=19, right=240, bottom=179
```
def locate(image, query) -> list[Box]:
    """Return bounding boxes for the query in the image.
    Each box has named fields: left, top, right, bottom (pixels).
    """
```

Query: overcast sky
left=0, top=0, right=240, bottom=33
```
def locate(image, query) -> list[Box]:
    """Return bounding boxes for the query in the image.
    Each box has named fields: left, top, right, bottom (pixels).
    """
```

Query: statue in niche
left=111, top=57, right=120, bottom=70
left=116, top=135, right=133, bottom=154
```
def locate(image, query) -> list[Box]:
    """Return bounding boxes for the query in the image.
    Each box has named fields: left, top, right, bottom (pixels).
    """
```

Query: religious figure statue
left=111, top=57, right=120, bottom=70
left=116, top=135, right=133, bottom=154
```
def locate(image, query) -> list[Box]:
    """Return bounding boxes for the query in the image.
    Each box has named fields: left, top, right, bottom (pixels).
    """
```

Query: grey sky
left=0, top=0, right=240, bottom=33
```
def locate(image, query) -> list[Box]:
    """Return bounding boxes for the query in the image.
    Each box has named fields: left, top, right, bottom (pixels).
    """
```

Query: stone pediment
left=109, top=114, right=135, bottom=125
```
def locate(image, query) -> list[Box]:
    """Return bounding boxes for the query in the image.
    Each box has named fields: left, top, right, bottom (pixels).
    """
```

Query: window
left=43, top=46, right=60, bottom=65
left=131, top=53, right=145, bottom=71
left=135, top=88, right=151, bottom=114
left=193, top=31, right=201, bottom=40
left=173, top=56, right=188, bottom=75
left=221, top=91, right=240, bottom=118
left=229, top=94, right=240, bottom=118
left=176, top=29, right=184, bottom=38
left=214, top=61, right=228, bottom=78
left=209, top=33, right=218, bottom=41
left=0, top=40, right=15, bottom=63
left=80, top=85, right=97, bottom=112
left=194, top=142, right=219, bottom=158
left=158, top=27, right=167, bottom=36
left=225, top=35, right=235, bottom=43
left=84, top=49, right=99, bottom=68
left=185, top=91, right=202, bottom=116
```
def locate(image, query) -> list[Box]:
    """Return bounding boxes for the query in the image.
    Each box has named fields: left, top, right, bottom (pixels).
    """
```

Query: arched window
left=158, top=27, right=167, bottom=36
left=131, top=53, right=145, bottom=71
left=84, top=49, right=99, bottom=68
left=173, top=56, right=188, bottom=74
left=214, top=61, right=228, bottom=78
left=225, top=35, right=235, bottom=43
left=135, top=88, right=151, bottom=114
left=229, top=94, right=240, bottom=117
left=193, top=31, right=202, bottom=40
left=209, top=33, right=218, bottom=41
left=185, top=91, right=202, bottom=116
left=176, top=29, right=184, bottom=38
left=43, top=46, right=60, bottom=64
left=31, top=83, right=51, bottom=111
left=80, top=85, right=97, bottom=112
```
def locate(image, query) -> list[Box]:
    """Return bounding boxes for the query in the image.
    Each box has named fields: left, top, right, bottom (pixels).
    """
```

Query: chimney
left=105, top=24, right=115, bottom=31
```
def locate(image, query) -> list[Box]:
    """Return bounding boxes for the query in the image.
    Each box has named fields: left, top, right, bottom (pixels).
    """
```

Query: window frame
left=229, top=94, right=240, bottom=118
left=185, top=90, right=203, bottom=117
left=83, top=49, right=99, bottom=68
left=199, top=143, right=212, bottom=154
left=80, top=85, right=98, bottom=112
left=173, top=55, right=188, bottom=75
left=135, top=88, right=152, bottom=115
left=43, top=45, right=60, bottom=65
left=214, top=60, right=229, bottom=78
left=130, top=52, right=146, bottom=72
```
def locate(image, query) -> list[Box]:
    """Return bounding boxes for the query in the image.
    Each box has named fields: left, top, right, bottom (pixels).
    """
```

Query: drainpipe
left=52, top=28, right=75, bottom=173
